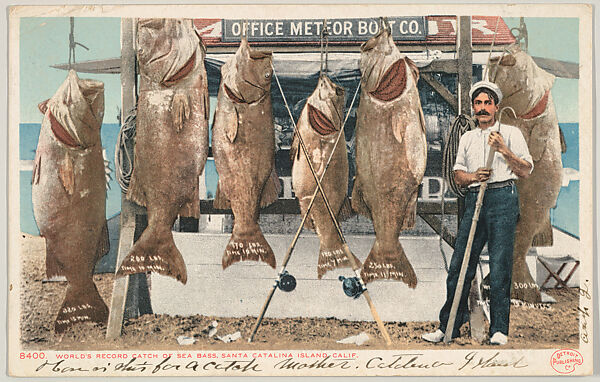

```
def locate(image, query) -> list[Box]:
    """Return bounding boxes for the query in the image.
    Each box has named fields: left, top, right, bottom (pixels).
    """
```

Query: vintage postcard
left=7, top=3, right=594, bottom=377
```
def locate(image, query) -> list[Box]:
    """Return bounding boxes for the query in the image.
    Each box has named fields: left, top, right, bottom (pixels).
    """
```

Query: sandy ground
left=17, top=233, right=580, bottom=351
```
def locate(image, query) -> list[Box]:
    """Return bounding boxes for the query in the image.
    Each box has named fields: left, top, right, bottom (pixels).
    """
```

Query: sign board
left=222, top=17, right=427, bottom=42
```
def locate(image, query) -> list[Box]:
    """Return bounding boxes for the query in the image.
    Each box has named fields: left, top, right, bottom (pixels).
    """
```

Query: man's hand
left=454, top=168, right=493, bottom=186
left=474, top=167, right=492, bottom=183
left=488, top=131, right=508, bottom=154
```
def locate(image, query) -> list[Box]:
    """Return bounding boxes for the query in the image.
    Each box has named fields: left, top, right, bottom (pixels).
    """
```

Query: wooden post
left=106, top=18, right=151, bottom=339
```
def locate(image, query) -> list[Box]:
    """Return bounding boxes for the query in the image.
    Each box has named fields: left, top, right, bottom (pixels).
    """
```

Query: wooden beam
left=199, top=199, right=457, bottom=215
left=419, top=59, right=458, bottom=74
left=418, top=213, right=456, bottom=248
left=421, top=73, right=458, bottom=113
left=457, top=16, right=473, bottom=116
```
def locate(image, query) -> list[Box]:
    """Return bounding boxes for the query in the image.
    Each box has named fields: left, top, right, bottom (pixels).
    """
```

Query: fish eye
left=264, top=72, right=271, bottom=78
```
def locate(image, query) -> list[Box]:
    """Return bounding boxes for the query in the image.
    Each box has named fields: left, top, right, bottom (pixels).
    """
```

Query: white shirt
left=453, top=121, right=534, bottom=187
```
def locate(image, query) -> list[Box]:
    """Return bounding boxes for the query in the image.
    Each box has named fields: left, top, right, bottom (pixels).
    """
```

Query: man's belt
left=468, top=179, right=515, bottom=192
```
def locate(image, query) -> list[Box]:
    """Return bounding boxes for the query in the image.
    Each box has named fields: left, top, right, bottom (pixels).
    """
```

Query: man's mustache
left=475, top=110, right=491, bottom=116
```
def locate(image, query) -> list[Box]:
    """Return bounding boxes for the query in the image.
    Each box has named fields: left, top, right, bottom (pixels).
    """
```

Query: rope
left=67, top=17, right=89, bottom=70
left=115, top=109, right=137, bottom=193
left=442, top=114, right=476, bottom=197
left=320, top=19, right=329, bottom=76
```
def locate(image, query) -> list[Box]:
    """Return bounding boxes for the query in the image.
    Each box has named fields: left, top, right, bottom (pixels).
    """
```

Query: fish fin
left=259, top=167, right=280, bottom=208
left=32, top=153, right=41, bottom=185
left=126, top=158, right=147, bottom=207
left=45, top=240, right=65, bottom=279
left=337, top=196, right=353, bottom=222
left=351, top=180, right=372, bottom=220
left=178, top=186, right=200, bottom=218
left=179, top=200, right=200, bottom=219
left=290, top=133, right=299, bottom=161
left=213, top=181, right=231, bottom=210
left=38, top=99, right=50, bottom=115
left=116, top=225, right=188, bottom=284
left=317, top=243, right=361, bottom=279
left=58, top=154, right=75, bottom=196
left=405, top=57, right=420, bottom=82
left=559, top=126, right=567, bottom=153
left=96, top=220, right=110, bottom=259
left=54, top=283, right=108, bottom=334
left=532, top=216, right=554, bottom=247
left=361, top=241, right=417, bottom=288
left=225, top=105, right=239, bottom=143
left=172, top=93, right=191, bottom=132
left=297, top=197, right=315, bottom=231
left=528, top=119, right=555, bottom=162
left=222, top=228, right=276, bottom=269
left=401, top=191, right=418, bottom=230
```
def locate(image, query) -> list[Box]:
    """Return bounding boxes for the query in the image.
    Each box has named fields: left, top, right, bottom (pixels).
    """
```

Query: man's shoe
left=489, top=332, right=508, bottom=345
left=422, top=329, right=445, bottom=343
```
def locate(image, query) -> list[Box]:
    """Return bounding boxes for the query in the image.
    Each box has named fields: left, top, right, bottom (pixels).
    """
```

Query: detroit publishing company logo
left=550, top=349, right=583, bottom=374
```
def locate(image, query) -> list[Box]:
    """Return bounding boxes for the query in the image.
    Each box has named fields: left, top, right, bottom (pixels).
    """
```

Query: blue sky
left=20, top=16, right=579, bottom=123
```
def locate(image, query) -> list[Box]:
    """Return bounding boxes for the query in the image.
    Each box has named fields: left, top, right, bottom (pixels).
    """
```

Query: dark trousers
left=439, top=183, right=519, bottom=337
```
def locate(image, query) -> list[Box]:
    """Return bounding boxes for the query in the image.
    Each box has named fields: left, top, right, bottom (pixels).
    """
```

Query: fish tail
left=259, top=167, right=281, bottom=208
left=360, top=241, right=417, bottom=288
left=54, top=282, right=108, bottom=333
left=116, top=225, right=188, bottom=284
left=44, top=240, right=64, bottom=279
left=532, top=213, right=553, bottom=247
left=317, top=243, right=361, bottom=279
left=222, top=228, right=276, bottom=269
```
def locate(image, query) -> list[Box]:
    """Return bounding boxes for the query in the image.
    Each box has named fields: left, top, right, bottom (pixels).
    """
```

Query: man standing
left=422, top=81, right=533, bottom=345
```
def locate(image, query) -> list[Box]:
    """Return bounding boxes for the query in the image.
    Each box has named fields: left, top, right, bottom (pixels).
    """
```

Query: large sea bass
left=291, top=75, right=358, bottom=278
left=32, top=70, right=109, bottom=333
left=117, top=18, right=209, bottom=284
left=352, top=28, right=427, bottom=288
left=490, top=45, right=563, bottom=303
left=212, top=37, right=280, bottom=269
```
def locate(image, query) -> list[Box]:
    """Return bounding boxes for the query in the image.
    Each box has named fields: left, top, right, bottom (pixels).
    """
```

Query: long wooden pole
left=443, top=144, right=495, bottom=344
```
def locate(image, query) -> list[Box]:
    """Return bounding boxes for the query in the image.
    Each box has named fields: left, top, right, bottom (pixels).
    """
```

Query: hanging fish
left=116, top=18, right=210, bottom=284
left=490, top=45, right=563, bottom=303
left=291, top=74, right=358, bottom=278
left=352, top=27, right=427, bottom=288
left=32, top=70, right=109, bottom=333
left=212, top=37, right=280, bottom=269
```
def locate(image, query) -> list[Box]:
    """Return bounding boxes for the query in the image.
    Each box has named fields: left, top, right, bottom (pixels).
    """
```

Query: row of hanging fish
left=32, top=18, right=560, bottom=332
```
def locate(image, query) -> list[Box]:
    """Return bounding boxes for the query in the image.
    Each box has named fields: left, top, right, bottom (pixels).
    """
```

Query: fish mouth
left=48, top=109, right=81, bottom=148
left=307, top=103, right=338, bottom=136
left=369, top=58, right=407, bottom=102
left=224, top=79, right=267, bottom=104
left=162, top=51, right=196, bottom=86
left=361, top=27, right=389, bottom=52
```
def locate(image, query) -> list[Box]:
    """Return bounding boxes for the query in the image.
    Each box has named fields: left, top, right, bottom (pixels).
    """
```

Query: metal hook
left=67, top=17, right=89, bottom=70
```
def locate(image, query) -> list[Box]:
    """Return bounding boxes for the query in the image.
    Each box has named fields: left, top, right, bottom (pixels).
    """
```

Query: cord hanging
left=482, top=16, right=501, bottom=81
left=67, top=17, right=89, bottom=70
left=320, top=19, right=329, bottom=76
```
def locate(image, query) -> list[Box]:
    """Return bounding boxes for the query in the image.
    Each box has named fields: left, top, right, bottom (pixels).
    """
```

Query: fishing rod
left=250, top=61, right=392, bottom=347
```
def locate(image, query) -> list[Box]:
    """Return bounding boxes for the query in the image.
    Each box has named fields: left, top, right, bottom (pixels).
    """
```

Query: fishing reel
left=338, top=276, right=365, bottom=299
left=277, top=271, right=296, bottom=292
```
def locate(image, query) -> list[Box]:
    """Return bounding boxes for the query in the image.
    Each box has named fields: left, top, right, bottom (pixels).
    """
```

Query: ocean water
left=19, top=123, right=580, bottom=238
